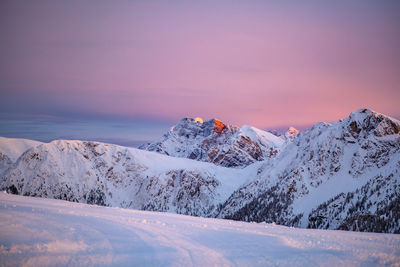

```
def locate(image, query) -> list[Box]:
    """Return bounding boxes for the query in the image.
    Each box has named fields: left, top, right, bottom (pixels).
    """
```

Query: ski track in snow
left=0, top=193, right=399, bottom=267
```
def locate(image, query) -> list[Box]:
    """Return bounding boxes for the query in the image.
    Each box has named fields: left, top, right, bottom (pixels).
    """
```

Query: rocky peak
left=172, top=118, right=234, bottom=138
left=172, top=118, right=204, bottom=138
left=285, top=127, right=299, bottom=140
left=346, top=108, right=400, bottom=138
left=210, top=118, right=226, bottom=134
left=140, top=117, right=283, bottom=167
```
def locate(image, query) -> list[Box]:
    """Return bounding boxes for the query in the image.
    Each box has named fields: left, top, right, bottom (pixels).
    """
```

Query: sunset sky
left=1, top=1, right=399, bottom=145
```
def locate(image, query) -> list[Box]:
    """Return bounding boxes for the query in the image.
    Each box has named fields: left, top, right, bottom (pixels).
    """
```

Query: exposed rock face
left=140, top=118, right=284, bottom=168
left=212, top=119, right=225, bottom=134
left=344, top=108, right=400, bottom=138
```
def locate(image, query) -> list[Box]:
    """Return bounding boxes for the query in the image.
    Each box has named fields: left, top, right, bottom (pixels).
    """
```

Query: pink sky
left=1, top=1, right=399, bottom=130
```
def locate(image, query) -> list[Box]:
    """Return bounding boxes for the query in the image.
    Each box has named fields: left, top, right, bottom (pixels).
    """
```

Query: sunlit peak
left=194, top=117, right=203, bottom=124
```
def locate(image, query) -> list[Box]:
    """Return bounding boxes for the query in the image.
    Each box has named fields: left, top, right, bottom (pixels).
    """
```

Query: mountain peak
left=173, top=117, right=229, bottom=137
left=285, top=127, right=299, bottom=139
left=346, top=108, right=400, bottom=137
left=209, top=118, right=225, bottom=134
left=348, top=108, right=375, bottom=122
left=140, top=117, right=283, bottom=167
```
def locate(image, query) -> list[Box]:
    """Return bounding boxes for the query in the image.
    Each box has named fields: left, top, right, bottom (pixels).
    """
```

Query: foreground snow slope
left=0, top=193, right=399, bottom=267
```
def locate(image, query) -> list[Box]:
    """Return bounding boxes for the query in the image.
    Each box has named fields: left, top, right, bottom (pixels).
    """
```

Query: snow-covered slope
left=218, top=109, right=400, bottom=233
left=0, top=139, right=259, bottom=217
left=0, top=137, right=42, bottom=162
left=139, top=118, right=284, bottom=168
left=1, top=192, right=399, bottom=267
left=0, top=137, right=42, bottom=177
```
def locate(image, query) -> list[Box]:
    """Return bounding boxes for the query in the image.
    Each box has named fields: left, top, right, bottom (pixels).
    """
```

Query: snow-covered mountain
left=139, top=118, right=284, bottom=168
left=0, top=136, right=42, bottom=177
left=285, top=126, right=300, bottom=140
left=266, top=126, right=300, bottom=141
left=0, top=108, right=399, bottom=233
left=217, top=109, right=400, bottom=233
left=0, top=139, right=259, bottom=217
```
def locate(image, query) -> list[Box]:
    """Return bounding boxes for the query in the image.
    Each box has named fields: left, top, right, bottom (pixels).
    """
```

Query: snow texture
left=1, top=192, right=399, bottom=267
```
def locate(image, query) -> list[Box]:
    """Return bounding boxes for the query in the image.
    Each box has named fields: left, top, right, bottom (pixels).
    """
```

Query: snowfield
left=1, top=193, right=399, bottom=267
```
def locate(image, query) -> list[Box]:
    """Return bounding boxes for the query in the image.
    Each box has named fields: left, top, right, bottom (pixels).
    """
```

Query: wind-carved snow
left=1, top=192, right=399, bottom=267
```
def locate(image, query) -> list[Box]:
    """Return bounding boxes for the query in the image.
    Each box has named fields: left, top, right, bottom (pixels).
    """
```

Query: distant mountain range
left=1, top=108, right=399, bottom=233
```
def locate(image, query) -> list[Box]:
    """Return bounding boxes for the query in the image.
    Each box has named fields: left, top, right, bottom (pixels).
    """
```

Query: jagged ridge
left=217, top=109, right=400, bottom=233
left=139, top=117, right=285, bottom=168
